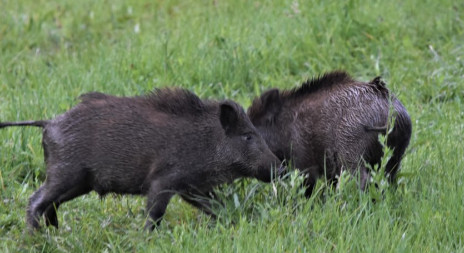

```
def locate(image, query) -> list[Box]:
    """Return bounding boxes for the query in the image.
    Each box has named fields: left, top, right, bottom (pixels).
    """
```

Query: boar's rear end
left=1, top=88, right=281, bottom=231
left=248, top=71, right=412, bottom=197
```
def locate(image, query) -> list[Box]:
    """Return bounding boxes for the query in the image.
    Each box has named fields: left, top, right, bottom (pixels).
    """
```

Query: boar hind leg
left=181, top=191, right=219, bottom=219
left=43, top=184, right=91, bottom=228
left=27, top=171, right=91, bottom=230
left=144, top=181, right=174, bottom=231
left=27, top=185, right=48, bottom=230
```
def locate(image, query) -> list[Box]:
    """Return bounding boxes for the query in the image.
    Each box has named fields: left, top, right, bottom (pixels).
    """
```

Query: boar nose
left=269, top=155, right=286, bottom=177
left=277, top=163, right=287, bottom=176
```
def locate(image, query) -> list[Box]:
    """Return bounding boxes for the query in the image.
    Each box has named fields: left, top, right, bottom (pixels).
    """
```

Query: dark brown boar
left=247, top=71, right=412, bottom=197
left=0, top=88, right=282, bottom=231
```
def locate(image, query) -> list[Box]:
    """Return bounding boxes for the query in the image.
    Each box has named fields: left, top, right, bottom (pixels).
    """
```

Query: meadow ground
left=0, top=0, right=463, bottom=252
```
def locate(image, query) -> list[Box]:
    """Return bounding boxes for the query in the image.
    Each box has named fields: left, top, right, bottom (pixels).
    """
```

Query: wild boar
left=0, top=88, right=282, bottom=231
left=247, top=71, right=412, bottom=197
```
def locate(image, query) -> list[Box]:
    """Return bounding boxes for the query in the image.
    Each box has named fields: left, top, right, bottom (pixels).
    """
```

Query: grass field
left=1, top=0, right=463, bottom=252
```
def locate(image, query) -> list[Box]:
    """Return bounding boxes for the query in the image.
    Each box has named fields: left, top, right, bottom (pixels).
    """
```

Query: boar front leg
left=303, top=176, right=317, bottom=198
left=359, top=166, right=370, bottom=191
left=144, top=180, right=174, bottom=231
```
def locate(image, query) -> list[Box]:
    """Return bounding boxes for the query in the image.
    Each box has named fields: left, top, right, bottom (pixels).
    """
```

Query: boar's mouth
left=277, top=163, right=287, bottom=176
left=255, top=163, right=286, bottom=183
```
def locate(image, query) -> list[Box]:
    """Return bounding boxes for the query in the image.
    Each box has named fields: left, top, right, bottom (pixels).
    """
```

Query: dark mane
left=79, top=92, right=111, bottom=103
left=369, top=76, right=390, bottom=98
left=144, top=88, right=207, bottom=115
left=282, top=71, right=354, bottom=99
left=79, top=89, right=208, bottom=115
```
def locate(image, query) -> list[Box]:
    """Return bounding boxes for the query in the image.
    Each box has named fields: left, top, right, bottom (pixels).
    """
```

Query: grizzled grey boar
left=248, top=71, right=412, bottom=197
left=0, top=88, right=282, bottom=231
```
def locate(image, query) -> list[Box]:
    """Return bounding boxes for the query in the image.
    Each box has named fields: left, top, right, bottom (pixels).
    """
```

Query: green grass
left=1, top=0, right=463, bottom=251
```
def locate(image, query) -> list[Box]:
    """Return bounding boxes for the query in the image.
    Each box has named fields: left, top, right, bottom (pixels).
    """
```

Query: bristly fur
left=78, top=88, right=208, bottom=116
left=7, top=86, right=280, bottom=231
left=144, top=88, right=207, bottom=115
left=369, top=76, right=390, bottom=97
left=79, top=92, right=110, bottom=102
left=247, top=71, right=411, bottom=197
left=282, top=71, right=354, bottom=99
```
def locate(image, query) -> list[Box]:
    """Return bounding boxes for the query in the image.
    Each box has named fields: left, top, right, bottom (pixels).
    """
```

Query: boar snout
left=255, top=153, right=282, bottom=183
left=277, top=163, right=287, bottom=176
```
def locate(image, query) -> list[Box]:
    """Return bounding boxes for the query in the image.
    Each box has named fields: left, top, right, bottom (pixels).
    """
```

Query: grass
left=1, top=0, right=463, bottom=251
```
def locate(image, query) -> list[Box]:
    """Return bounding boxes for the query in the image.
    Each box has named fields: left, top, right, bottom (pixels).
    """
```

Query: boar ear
left=261, top=89, right=282, bottom=122
left=220, top=102, right=240, bottom=134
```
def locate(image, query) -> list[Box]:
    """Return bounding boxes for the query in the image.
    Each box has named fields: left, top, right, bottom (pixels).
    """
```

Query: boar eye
left=242, top=133, right=253, bottom=141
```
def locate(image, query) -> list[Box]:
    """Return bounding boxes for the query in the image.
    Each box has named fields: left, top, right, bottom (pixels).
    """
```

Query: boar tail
left=0, top=120, right=49, bottom=129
